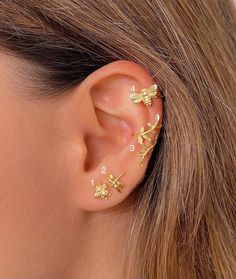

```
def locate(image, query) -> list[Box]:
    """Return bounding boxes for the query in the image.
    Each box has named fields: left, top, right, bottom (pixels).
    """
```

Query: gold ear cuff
left=135, top=113, right=162, bottom=166
left=94, top=171, right=125, bottom=200
left=129, top=83, right=163, bottom=107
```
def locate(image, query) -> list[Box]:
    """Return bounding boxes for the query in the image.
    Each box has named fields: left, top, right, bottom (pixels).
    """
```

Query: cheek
left=0, top=97, right=78, bottom=276
left=0, top=99, right=56, bottom=220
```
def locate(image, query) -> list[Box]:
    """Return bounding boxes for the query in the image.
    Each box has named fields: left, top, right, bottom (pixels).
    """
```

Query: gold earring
left=106, top=172, right=125, bottom=193
left=129, top=83, right=163, bottom=107
left=94, top=181, right=111, bottom=200
left=135, top=114, right=162, bottom=166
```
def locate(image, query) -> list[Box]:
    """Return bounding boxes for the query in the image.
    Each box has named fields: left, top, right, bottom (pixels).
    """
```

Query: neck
left=68, top=201, right=133, bottom=279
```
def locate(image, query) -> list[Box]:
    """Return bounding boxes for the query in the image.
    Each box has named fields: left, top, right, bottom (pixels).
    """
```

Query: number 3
left=130, top=144, right=135, bottom=152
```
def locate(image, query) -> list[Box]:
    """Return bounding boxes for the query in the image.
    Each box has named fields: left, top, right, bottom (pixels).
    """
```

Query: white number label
left=130, top=145, right=135, bottom=152
left=91, top=179, right=94, bottom=186
left=101, top=166, right=107, bottom=174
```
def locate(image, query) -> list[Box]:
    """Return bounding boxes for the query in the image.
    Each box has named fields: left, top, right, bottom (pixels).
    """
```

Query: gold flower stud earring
left=135, top=113, right=162, bottom=166
left=94, top=181, right=111, bottom=200
left=129, top=83, right=163, bottom=107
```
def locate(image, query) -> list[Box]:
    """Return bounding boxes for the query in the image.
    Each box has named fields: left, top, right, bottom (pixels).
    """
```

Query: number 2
left=101, top=166, right=107, bottom=174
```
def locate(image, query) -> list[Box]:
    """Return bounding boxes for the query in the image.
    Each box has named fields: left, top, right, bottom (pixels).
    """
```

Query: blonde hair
left=1, top=1, right=236, bottom=278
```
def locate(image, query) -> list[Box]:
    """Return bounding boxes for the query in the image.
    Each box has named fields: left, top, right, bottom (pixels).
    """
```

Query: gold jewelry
left=129, top=83, right=163, bottom=107
left=94, top=181, right=111, bottom=200
left=106, top=172, right=125, bottom=193
left=93, top=171, right=126, bottom=200
left=135, top=114, right=162, bottom=166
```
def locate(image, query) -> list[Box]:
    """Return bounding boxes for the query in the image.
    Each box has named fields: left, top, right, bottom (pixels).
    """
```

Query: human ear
left=65, top=60, right=163, bottom=211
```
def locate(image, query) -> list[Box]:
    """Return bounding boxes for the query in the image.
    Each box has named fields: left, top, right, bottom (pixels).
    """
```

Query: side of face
left=0, top=53, right=86, bottom=278
left=0, top=52, right=163, bottom=278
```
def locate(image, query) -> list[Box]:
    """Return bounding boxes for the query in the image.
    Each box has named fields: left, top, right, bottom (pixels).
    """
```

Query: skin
left=0, top=51, right=163, bottom=279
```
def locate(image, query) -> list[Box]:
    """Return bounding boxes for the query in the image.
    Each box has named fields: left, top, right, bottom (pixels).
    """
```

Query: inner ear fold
left=84, top=107, right=132, bottom=172
left=90, top=74, right=139, bottom=117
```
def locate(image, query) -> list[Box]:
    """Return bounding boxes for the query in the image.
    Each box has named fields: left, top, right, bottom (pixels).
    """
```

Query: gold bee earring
left=129, top=83, right=163, bottom=107
left=106, top=171, right=125, bottom=193
left=94, top=181, right=111, bottom=200
left=135, top=114, right=162, bottom=166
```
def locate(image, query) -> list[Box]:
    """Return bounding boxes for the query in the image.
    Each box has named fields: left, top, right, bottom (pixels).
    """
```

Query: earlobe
left=73, top=60, right=163, bottom=211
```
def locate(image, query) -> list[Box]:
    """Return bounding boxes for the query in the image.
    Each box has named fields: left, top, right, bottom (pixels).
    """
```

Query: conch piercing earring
left=106, top=172, right=125, bottom=193
left=135, top=114, right=162, bottom=166
left=129, top=83, right=163, bottom=107
left=94, top=181, right=111, bottom=200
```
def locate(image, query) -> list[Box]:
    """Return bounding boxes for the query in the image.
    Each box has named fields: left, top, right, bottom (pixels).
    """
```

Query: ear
left=67, top=60, right=163, bottom=211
